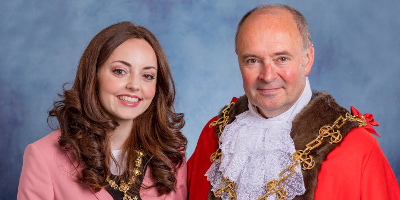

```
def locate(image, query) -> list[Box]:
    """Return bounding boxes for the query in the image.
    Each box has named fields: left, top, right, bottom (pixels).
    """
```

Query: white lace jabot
left=205, top=78, right=312, bottom=200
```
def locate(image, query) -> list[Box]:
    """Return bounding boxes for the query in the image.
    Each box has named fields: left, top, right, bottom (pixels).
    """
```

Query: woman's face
left=97, top=38, right=157, bottom=125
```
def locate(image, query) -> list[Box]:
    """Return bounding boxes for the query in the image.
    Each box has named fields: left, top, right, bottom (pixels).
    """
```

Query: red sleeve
left=360, top=137, right=400, bottom=200
left=187, top=116, right=218, bottom=200
left=315, top=127, right=400, bottom=200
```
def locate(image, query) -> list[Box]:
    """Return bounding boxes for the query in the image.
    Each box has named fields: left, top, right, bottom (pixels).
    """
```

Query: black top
left=104, top=155, right=149, bottom=200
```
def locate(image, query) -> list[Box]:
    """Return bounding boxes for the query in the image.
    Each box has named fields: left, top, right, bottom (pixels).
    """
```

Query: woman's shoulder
left=30, top=129, right=62, bottom=152
left=20, top=129, right=114, bottom=200
left=24, top=129, right=64, bottom=166
left=23, top=129, right=81, bottom=186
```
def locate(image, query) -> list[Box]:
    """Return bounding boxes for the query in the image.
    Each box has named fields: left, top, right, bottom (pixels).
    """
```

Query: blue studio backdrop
left=1, top=0, right=399, bottom=199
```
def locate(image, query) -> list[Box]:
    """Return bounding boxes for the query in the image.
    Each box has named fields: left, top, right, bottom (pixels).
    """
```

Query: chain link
left=210, top=102, right=235, bottom=162
left=106, top=150, right=144, bottom=200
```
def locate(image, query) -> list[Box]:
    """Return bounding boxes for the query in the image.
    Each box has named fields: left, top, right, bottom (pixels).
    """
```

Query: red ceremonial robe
left=187, top=93, right=400, bottom=200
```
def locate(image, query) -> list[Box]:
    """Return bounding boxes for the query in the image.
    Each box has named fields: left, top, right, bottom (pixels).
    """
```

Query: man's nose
left=259, top=62, right=276, bottom=82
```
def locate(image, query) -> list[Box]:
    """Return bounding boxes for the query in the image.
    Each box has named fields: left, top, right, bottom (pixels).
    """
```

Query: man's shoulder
left=198, top=116, right=218, bottom=141
left=339, top=127, right=379, bottom=154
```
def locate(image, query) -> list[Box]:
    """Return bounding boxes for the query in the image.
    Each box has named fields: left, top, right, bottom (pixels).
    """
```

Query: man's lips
left=257, top=88, right=281, bottom=93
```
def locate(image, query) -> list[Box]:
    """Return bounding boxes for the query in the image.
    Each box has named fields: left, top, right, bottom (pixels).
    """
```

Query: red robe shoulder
left=187, top=99, right=400, bottom=200
left=187, top=116, right=218, bottom=200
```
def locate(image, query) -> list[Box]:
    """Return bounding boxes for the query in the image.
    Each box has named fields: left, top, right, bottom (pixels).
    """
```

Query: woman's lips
left=117, top=95, right=141, bottom=107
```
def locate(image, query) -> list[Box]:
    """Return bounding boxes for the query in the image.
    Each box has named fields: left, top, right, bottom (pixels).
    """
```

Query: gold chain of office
left=106, top=150, right=145, bottom=200
left=209, top=102, right=366, bottom=200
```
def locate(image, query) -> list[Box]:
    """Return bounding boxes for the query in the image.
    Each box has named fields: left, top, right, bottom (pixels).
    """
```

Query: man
left=187, top=4, right=400, bottom=200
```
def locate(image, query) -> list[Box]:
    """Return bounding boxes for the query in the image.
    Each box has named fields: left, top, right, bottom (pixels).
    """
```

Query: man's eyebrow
left=274, top=51, right=293, bottom=57
left=242, top=54, right=260, bottom=59
left=112, top=60, right=131, bottom=66
left=242, top=51, right=293, bottom=58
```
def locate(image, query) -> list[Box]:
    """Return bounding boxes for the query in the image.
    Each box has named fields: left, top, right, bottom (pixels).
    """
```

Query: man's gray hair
left=235, top=4, right=313, bottom=52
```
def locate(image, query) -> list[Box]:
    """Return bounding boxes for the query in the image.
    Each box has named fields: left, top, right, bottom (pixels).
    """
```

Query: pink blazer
left=17, top=130, right=188, bottom=200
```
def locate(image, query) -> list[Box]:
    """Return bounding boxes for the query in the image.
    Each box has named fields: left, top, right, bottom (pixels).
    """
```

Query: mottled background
left=1, top=0, right=399, bottom=199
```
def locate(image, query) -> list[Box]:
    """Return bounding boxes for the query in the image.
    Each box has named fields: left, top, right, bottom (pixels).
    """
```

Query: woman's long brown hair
left=48, top=21, right=187, bottom=195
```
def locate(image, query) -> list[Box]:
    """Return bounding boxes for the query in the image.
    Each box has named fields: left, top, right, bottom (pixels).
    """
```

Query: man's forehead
left=242, top=9, right=296, bottom=33
left=237, top=10, right=301, bottom=49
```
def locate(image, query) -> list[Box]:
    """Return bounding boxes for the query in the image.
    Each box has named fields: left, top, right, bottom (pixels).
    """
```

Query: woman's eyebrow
left=112, top=60, right=131, bottom=66
left=143, top=66, right=157, bottom=70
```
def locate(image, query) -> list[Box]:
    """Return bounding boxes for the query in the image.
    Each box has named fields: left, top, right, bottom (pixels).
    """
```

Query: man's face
left=236, top=9, right=314, bottom=118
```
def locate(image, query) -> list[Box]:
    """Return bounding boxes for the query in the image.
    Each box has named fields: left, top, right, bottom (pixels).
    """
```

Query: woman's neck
left=108, top=120, right=133, bottom=150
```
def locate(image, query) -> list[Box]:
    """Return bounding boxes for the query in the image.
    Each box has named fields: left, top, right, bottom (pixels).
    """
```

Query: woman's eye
left=246, top=59, right=257, bottom=64
left=113, top=69, right=126, bottom=75
left=143, top=74, right=155, bottom=80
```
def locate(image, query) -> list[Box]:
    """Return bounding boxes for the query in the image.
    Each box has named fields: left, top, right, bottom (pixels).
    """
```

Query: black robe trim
left=104, top=155, right=149, bottom=200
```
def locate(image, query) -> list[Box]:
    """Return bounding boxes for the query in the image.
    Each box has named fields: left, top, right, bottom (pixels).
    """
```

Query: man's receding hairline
left=235, top=4, right=312, bottom=52
left=251, top=6, right=288, bottom=16
left=235, top=8, right=297, bottom=51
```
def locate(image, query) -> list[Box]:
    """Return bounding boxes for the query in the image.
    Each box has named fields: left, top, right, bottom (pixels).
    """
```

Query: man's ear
left=304, top=44, right=314, bottom=76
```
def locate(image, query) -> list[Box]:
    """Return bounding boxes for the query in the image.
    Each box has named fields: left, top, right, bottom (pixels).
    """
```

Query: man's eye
left=279, top=57, right=288, bottom=62
left=113, top=69, right=126, bottom=75
left=246, top=59, right=257, bottom=64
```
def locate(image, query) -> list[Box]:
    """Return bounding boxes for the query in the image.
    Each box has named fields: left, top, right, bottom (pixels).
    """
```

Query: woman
left=17, top=21, right=187, bottom=200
